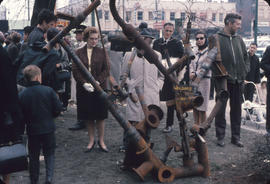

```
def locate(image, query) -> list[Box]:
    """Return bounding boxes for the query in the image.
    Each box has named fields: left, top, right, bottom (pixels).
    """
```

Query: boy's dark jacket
left=19, top=81, right=62, bottom=135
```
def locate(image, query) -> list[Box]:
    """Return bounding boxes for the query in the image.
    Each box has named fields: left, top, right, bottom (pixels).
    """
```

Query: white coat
left=121, top=50, right=164, bottom=122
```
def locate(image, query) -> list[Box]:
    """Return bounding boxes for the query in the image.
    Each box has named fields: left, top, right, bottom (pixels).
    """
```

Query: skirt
left=76, top=86, right=108, bottom=121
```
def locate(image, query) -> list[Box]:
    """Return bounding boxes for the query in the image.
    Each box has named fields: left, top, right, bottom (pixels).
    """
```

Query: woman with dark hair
left=190, top=30, right=211, bottom=125
left=72, top=26, right=110, bottom=153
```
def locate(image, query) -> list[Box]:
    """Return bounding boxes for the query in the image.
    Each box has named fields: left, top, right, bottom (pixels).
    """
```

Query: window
left=170, top=12, right=175, bottom=21
left=97, top=10, right=102, bottom=19
left=126, top=11, right=131, bottom=22
left=212, top=13, right=216, bottom=22
left=161, top=11, right=165, bottom=20
left=191, top=12, right=196, bottom=21
left=149, top=11, right=154, bottom=20
left=137, top=11, right=143, bottom=20
left=180, top=12, right=185, bottom=21
left=105, top=11, right=109, bottom=20
left=219, top=13, right=223, bottom=22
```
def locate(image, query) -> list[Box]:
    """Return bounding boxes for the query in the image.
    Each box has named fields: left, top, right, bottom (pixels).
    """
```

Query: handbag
left=57, top=69, right=71, bottom=81
left=0, top=140, right=28, bottom=174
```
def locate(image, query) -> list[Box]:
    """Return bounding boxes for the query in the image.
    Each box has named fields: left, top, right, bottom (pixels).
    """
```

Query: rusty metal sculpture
left=109, top=0, right=211, bottom=182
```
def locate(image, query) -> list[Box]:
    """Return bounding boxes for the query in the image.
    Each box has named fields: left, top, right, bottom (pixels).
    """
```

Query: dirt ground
left=10, top=100, right=270, bottom=184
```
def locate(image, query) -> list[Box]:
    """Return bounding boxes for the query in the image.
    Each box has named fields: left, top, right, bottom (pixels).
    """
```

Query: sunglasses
left=196, top=37, right=205, bottom=41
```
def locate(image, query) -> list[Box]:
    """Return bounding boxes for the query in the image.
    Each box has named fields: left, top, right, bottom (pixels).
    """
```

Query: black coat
left=0, top=45, right=23, bottom=144
left=245, top=53, right=260, bottom=83
left=261, top=46, right=270, bottom=78
left=19, top=81, right=62, bottom=135
left=153, top=37, right=184, bottom=101
left=16, top=41, right=61, bottom=91
left=27, top=27, right=45, bottom=46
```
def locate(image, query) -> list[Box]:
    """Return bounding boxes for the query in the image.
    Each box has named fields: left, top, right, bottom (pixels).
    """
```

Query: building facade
left=58, top=0, right=236, bottom=32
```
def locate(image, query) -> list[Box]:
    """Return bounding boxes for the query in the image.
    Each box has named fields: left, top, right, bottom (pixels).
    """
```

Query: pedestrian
left=244, top=42, right=261, bottom=102
left=7, top=31, right=22, bottom=64
left=19, top=65, right=62, bottom=184
left=27, top=9, right=57, bottom=46
left=153, top=22, right=184, bottom=133
left=47, top=27, right=71, bottom=112
left=72, top=26, right=110, bottom=152
left=214, top=13, right=249, bottom=147
left=19, top=26, right=34, bottom=54
left=120, top=28, right=164, bottom=169
left=68, top=24, right=87, bottom=131
left=190, top=30, right=211, bottom=125
left=260, top=46, right=270, bottom=136
left=0, top=40, right=23, bottom=184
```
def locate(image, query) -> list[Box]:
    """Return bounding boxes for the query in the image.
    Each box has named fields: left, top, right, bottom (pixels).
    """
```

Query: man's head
left=10, top=31, right=21, bottom=44
left=163, top=22, right=174, bottom=40
left=249, top=42, right=257, bottom=56
left=37, top=9, right=57, bottom=32
left=74, top=25, right=87, bottom=42
left=224, top=13, right=242, bottom=35
left=23, top=65, right=42, bottom=83
left=23, top=26, right=33, bottom=42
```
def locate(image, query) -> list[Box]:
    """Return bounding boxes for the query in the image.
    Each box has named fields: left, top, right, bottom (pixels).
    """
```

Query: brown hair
left=83, top=26, right=99, bottom=42
left=23, top=65, right=41, bottom=82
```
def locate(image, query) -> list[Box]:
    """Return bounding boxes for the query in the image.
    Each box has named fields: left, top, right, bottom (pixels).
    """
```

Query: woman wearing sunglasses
left=190, top=30, right=211, bottom=125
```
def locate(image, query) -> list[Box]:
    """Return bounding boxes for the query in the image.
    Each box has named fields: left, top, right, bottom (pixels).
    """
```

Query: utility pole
left=91, top=0, right=95, bottom=26
left=254, top=0, right=258, bottom=44
left=28, top=0, right=30, bottom=21
left=155, top=0, right=158, bottom=23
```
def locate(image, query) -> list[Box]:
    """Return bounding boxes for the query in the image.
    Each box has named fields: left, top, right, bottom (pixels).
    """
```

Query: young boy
left=19, top=65, right=62, bottom=184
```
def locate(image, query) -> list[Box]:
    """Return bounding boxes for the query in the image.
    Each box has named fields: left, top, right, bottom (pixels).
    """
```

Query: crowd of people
left=0, top=8, right=270, bottom=184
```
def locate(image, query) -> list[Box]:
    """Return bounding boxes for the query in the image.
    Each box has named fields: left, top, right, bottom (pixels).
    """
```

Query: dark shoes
left=68, top=121, right=85, bottom=130
left=217, top=139, right=225, bottom=147
left=231, top=140, right=244, bottom=147
left=84, top=142, right=96, bottom=153
left=98, top=141, right=109, bottom=153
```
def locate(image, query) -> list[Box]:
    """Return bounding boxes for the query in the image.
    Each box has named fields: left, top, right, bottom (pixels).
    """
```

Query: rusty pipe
left=175, top=93, right=204, bottom=112
left=190, top=79, right=229, bottom=136
left=195, top=137, right=210, bottom=177
left=172, top=164, right=204, bottom=179
left=43, top=0, right=101, bottom=52
left=167, top=55, right=189, bottom=74
left=55, top=12, right=75, bottom=21
left=135, top=105, right=163, bottom=136
left=109, top=0, right=178, bottom=86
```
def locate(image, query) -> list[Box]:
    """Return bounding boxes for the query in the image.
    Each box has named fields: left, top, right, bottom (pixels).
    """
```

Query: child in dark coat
left=19, top=65, right=62, bottom=184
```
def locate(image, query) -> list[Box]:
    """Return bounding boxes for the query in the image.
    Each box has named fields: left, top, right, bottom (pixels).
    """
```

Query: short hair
left=11, top=32, right=21, bottom=43
left=23, top=26, right=33, bottom=35
left=224, top=13, right=241, bottom=25
left=250, top=42, right=257, bottom=47
left=23, top=65, right=41, bottom=82
left=163, top=22, right=174, bottom=29
left=37, top=9, right=57, bottom=25
left=47, top=27, right=59, bottom=41
left=83, top=26, right=99, bottom=42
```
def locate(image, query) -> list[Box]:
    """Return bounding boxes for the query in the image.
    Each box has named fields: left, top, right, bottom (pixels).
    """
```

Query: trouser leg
left=28, top=136, right=41, bottom=184
left=166, top=105, right=175, bottom=127
left=42, top=133, right=56, bottom=183
left=229, top=82, right=242, bottom=141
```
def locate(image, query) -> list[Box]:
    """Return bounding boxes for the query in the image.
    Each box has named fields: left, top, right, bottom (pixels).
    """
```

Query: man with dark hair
left=153, top=22, right=184, bottom=133
left=214, top=13, right=249, bottom=147
left=244, top=43, right=260, bottom=102
left=27, top=9, right=57, bottom=46
left=7, top=31, right=22, bottom=63
left=20, top=26, right=34, bottom=53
